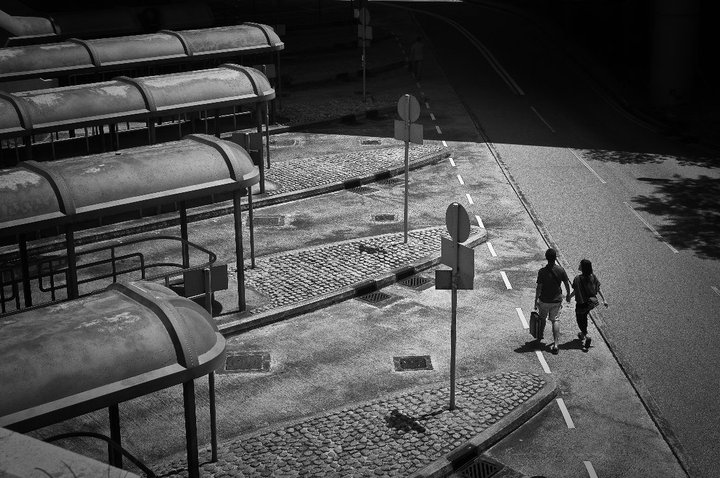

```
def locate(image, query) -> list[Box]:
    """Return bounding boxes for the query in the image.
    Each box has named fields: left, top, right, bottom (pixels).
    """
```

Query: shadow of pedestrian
left=559, top=338, right=584, bottom=351
left=514, top=340, right=545, bottom=353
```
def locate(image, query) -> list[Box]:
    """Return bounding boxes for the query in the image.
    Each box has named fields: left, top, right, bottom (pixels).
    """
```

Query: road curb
left=408, top=378, right=558, bottom=478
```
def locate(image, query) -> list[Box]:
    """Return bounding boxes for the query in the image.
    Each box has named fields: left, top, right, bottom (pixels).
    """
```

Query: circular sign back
left=397, top=94, right=421, bottom=123
left=445, top=202, right=471, bottom=243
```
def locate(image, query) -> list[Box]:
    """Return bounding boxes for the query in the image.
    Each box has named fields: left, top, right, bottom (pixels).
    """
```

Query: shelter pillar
left=233, top=189, right=246, bottom=311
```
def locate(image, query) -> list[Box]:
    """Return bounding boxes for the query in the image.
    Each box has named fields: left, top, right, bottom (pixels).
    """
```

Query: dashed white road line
left=465, top=193, right=474, bottom=205
left=530, top=106, right=555, bottom=133
left=556, top=398, right=576, bottom=429
left=487, top=242, right=497, bottom=257
left=624, top=202, right=679, bottom=253
left=442, top=140, right=447, bottom=147
left=500, top=271, right=512, bottom=289
left=584, top=461, right=599, bottom=478
left=417, top=83, right=422, bottom=89
left=457, top=174, right=464, bottom=185
left=568, top=149, right=606, bottom=184
left=430, top=113, right=436, bottom=121
left=425, top=101, right=430, bottom=109
left=474, top=215, right=484, bottom=228
left=535, top=351, right=551, bottom=374
left=449, top=157, right=456, bottom=166
left=435, top=125, right=442, bottom=134
left=712, top=286, right=720, bottom=298
left=516, top=308, right=528, bottom=328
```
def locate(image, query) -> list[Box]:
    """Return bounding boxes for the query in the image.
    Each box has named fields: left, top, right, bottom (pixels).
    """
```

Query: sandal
left=550, top=345, right=559, bottom=355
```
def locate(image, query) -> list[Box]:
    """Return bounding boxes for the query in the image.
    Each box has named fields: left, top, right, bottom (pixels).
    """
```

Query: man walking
left=535, top=248, right=571, bottom=354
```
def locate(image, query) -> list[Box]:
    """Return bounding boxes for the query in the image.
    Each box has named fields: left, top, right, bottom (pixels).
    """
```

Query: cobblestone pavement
left=263, top=144, right=446, bottom=196
left=155, top=373, right=549, bottom=478
left=240, top=227, right=478, bottom=314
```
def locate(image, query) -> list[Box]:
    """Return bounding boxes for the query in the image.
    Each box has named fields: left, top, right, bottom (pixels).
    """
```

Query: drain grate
left=350, top=186, right=378, bottom=195
left=393, top=355, right=433, bottom=372
left=373, top=213, right=396, bottom=222
left=253, top=215, right=285, bottom=226
left=357, top=290, right=394, bottom=306
left=361, top=139, right=381, bottom=145
left=398, top=275, right=433, bottom=290
left=224, top=351, right=271, bottom=373
left=455, top=457, right=501, bottom=478
left=378, top=177, right=404, bottom=186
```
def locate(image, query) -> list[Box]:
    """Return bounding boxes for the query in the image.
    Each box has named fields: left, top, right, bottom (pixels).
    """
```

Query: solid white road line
left=568, top=149, right=606, bottom=184
left=584, top=461, right=599, bottom=478
left=457, top=174, right=464, bottom=185
left=465, top=193, right=474, bottom=205
left=430, top=113, right=436, bottom=121
left=516, top=308, right=528, bottom=328
left=535, top=351, right=551, bottom=374
left=449, top=157, right=456, bottom=167
left=500, top=271, right=512, bottom=289
left=435, top=125, right=442, bottom=134
left=442, top=140, right=447, bottom=147
left=712, top=286, right=720, bottom=297
left=475, top=215, right=484, bottom=228
left=487, top=242, right=497, bottom=257
left=556, top=398, right=576, bottom=429
left=530, top=106, right=555, bottom=133
left=624, top=202, right=679, bottom=253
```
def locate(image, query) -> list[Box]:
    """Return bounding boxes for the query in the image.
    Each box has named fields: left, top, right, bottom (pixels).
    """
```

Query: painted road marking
left=487, top=242, right=497, bottom=257
left=624, top=202, right=679, bottom=253
left=435, top=125, right=442, bottom=134
left=535, top=351, right=551, bottom=374
left=475, top=215, right=484, bottom=228
left=568, top=149, right=606, bottom=184
left=425, top=101, right=431, bottom=109
left=516, top=308, right=528, bottom=328
left=712, top=286, right=720, bottom=297
left=430, top=113, right=436, bottom=121
left=530, top=106, right=555, bottom=133
left=442, top=140, right=447, bottom=147
left=556, top=398, right=576, bottom=429
left=449, top=157, right=456, bottom=167
left=417, top=83, right=422, bottom=89
left=500, top=271, right=512, bottom=289
left=584, top=461, right=598, bottom=478
left=465, top=193, right=474, bottom=205
left=457, top=174, right=464, bottom=185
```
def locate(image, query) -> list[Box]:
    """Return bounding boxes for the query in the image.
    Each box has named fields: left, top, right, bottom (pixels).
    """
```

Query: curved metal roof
left=0, top=280, right=225, bottom=432
left=0, top=64, right=274, bottom=139
left=0, top=24, right=284, bottom=82
left=0, top=134, right=259, bottom=236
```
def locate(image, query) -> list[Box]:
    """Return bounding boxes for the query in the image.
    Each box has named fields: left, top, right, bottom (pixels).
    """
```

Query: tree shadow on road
left=633, top=175, right=720, bottom=259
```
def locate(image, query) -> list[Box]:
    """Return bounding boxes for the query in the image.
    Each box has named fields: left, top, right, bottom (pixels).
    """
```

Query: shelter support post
left=183, top=380, right=200, bottom=478
left=180, top=202, right=190, bottom=269
left=248, top=189, right=255, bottom=268
left=108, top=404, right=123, bottom=468
left=19, top=234, right=32, bottom=307
left=255, top=104, right=265, bottom=194
left=274, top=52, right=281, bottom=113
left=209, top=372, right=218, bottom=462
left=265, top=102, right=271, bottom=170
left=65, top=226, right=79, bottom=299
left=233, top=190, right=246, bottom=311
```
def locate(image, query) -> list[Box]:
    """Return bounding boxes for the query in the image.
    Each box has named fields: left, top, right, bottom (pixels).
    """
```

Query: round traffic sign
left=445, top=202, right=470, bottom=243
left=397, top=94, right=420, bottom=123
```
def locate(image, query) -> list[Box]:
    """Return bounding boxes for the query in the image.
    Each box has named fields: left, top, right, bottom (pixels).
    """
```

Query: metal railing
left=1, top=235, right=218, bottom=315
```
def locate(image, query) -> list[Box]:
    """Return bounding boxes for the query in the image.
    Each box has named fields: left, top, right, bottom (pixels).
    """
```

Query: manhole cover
left=224, top=351, right=271, bottom=373
left=350, top=186, right=378, bottom=195
left=357, top=290, right=394, bottom=306
left=361, top=139, right=381, bottom=145
left=393, top=355, right=433, bottom=372
left=454, top=457, right=501, bottom=478
left=253, top=215, right=285, bottom=226
left=373, top=213, right=396, bottom=222
left=398, top=275, right=433, bottom=290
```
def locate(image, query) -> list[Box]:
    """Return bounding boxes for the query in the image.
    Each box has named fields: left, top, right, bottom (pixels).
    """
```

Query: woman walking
left=570, top=259, right=608, bottom=352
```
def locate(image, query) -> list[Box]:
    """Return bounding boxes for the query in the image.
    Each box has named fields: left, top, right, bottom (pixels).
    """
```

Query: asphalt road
left=406, top=2, right=720, bottom=477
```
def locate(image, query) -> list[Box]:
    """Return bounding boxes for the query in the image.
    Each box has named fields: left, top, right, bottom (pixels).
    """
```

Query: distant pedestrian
left=534, top=248, right=571, bottom=354
left=409, top=37, right=424, bottom=80
left=569, top=259, right=608, bottom=352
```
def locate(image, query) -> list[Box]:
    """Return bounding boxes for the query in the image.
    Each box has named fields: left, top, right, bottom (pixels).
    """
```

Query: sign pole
left=449, top=210, right=460, bottom=410
left=404, top=94, right=410, bottom=243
